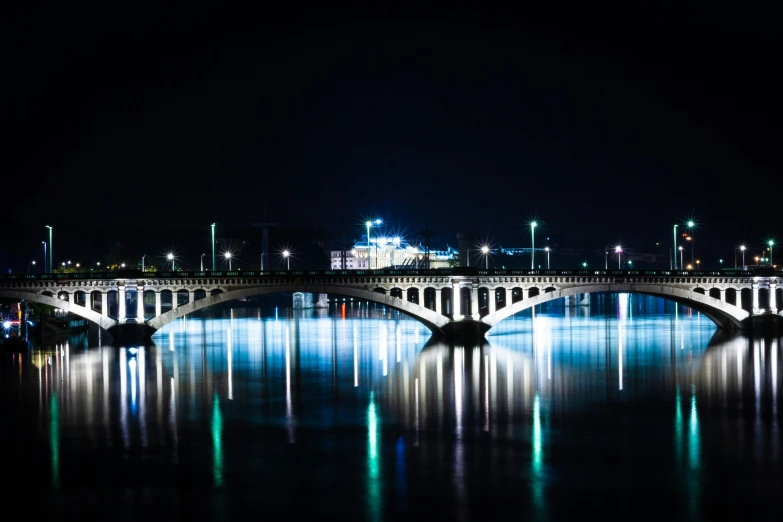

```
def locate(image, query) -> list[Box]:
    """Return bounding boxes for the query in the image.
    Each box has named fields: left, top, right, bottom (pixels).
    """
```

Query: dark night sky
left=2, top=3, right=780, bottom=271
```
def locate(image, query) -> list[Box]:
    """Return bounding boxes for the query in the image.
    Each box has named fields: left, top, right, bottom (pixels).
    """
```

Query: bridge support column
left=188, top=290, right=195, bottom=304
left=736, top=291, right=742, bottom=311
left=101, top=292, right=108, bottom=318
left=137, top=286, right=145, bottom=322
left=523, top=288, right=530, bottom=300
left=84, top=292, right=91, bottom=310
left=752, top=282, right=760, bottom=315
left=452, top=281, right=461, bottom=318
left=770, top=281, right=778, bottom=314
left=470, top=285, right=478, bottom=318
left=719, top=289, right=726, bottom=302
left=155, top=292, right=161, bottom=317
left=488, top=288, right=496, bottom=314
left=435, top=288, right=442, bottom=315
left=118, top=285, right=126, bottom=323
left=172, top=291, right=179, bottom=311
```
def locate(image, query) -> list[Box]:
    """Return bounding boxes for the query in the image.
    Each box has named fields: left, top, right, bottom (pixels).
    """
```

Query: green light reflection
left=367, top=391, right=381, bottom=521
left=212, top=392, right=223, bottom=487
left=50, top=392, right=59, bottom=489
left=531, top=393, right=544, bottom=512
left=688, top=384, right=700, bottom=470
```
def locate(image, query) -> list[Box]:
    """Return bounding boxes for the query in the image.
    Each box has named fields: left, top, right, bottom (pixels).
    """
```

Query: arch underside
left=146, top=284, right=451, bottom=335
left=483, top=284, right=751, bottom=330
left=0, top=290, right=117, bottom=331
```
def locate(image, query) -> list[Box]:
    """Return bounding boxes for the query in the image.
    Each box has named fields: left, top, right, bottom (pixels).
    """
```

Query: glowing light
left=50, top=392, right=59, bottom=489
left=531, top=393, right=543, bottom=508
left=212, top=392, right=223, bottom=487
left=367, top=391, right=381, bottom=519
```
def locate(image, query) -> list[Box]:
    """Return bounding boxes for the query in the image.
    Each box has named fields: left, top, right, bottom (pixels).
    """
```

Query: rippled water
left=1, top=294, right=781, bottom=521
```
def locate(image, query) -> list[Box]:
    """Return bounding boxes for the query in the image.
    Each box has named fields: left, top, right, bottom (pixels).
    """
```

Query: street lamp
left=142, top=254, right=146, bottom=273
left=544, top=246, right=550, bottom=269
left=673, top=224, right=678, bottom=269
left=678, top=246, right=684, bottom=270
left=739, top=245, right=746, bottom=268
left=200, top=253, right=206, bottom=271
left=42, top=241, right=47, bottom=273
left=224, top=251, right=232, bottom=271
left=687, top=220, right=695, bottom=266
left=530, top=221, right=537, bottom=269
left=46, top=225, right=53, bottom=274
left=283, top=250, right=290, bottom=270
left=769, top=240, right=775, bottom=266
left=719, top=259, right=723, bottom=270
left=480, top=246, right=490, bottom=269
left=29, top=260, right=36, bottom=273
left=167, top=253, right=175, bottom=271
left=605, top=250, right=609, bottom=270
left=365, top=218, right=382, bottom=268
left=615, top=245, right=622, bottom=269
left=211, top=223, right=216, bottom=271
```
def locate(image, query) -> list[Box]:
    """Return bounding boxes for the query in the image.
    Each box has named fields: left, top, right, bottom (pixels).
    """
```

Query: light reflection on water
left=1, top=296, right=781, bottom=520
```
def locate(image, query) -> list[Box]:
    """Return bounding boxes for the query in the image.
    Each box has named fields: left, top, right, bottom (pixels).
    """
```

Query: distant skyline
left=2, top=4, right=779, bottom=270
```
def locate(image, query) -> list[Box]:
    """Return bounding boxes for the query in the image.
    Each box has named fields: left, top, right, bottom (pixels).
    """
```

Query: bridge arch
left=146, top=284, right=451, bottom=335
left=0, top=290, right=117, bottom=331
left=482, top=284, right=750, bottom=331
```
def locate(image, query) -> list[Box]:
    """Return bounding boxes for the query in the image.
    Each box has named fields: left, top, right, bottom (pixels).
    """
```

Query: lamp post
left=29, top=260, right=36, bottom=273
left=42, top=241, right=47, bottom=273
left=739, top=245, right=746, bottom=268
left=719, top=259, right=723, bottom=270
left=530, top=221, right=537, bottom=269
left=211, top=223, right=216, bottom=271
left=673, top=224, right=678, bottom=269
left=687, top=220, right=695, bottom=266
left=769, top=240, right=775, bottom=266
left=200, top=253, right=205, bottom=271
left=365, top=218, right=382, bottom=268
left=142, top=255, right=146, bottom=273
left=366, top=221, right=372, bottom=269
left=46, top=225, right=53, bottom=274
left=615, top=245, right=622, bottom=269
left=225, top=252, right=232, bottom=271
left=481, top=246, right=489, bottom=269
left=167, top=253, right=175, bottom=271
left=545, top=246, right=550, bottom=269
left=605, top=250, right=609, bottom=270
left=678, top=246, right=684, bottom=270
left=283, top=250, right=290, bottom=270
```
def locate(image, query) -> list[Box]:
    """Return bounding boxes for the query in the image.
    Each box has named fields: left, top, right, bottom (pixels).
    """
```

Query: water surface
left=1, top=295, right=780, bottom=520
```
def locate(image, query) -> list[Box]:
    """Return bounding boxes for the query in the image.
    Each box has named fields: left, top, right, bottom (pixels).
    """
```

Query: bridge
left=1, top=267, right=781, bottom=342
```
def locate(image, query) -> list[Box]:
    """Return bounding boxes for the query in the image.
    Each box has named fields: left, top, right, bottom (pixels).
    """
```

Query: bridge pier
left=107, top=323, right=157, bottom=343
left=439, top=319, right=491, bottom=345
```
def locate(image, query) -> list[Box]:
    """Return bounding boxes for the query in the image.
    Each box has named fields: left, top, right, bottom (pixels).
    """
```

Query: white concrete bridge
left=1, top=268, right=781, bottom=341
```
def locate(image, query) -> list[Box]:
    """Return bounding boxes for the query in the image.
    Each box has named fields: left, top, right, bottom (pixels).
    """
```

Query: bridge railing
left=3, top=267, right=778, bottom=281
